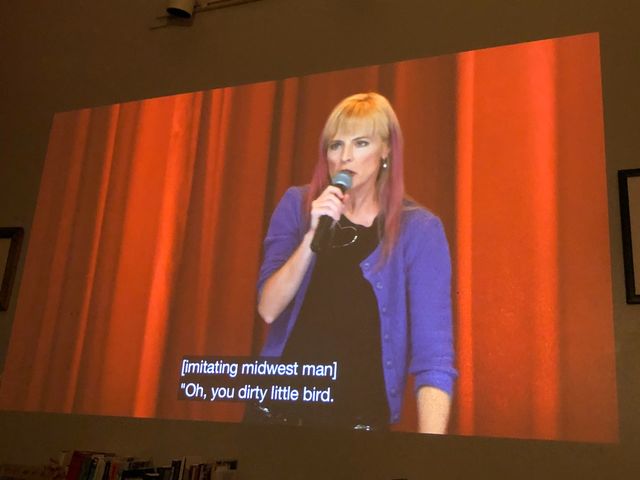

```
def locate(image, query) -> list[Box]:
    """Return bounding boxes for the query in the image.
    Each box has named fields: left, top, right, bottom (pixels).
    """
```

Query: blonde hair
left=308, top=92, right=405, bottom=262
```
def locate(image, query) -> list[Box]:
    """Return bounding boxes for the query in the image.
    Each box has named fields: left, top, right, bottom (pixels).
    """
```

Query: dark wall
left=1, top=1, right=639, bottom=478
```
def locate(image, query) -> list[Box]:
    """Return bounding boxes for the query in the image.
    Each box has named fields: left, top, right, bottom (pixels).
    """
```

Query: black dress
left=273, top=215, right=389, bottom=428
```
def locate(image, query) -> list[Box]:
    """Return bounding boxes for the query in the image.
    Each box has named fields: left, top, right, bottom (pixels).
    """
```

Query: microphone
left=310, top=171, right=353, bottom=253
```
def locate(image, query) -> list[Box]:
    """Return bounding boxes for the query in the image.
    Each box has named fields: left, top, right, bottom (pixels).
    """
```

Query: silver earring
left=382, top=158, right=388, bottom=169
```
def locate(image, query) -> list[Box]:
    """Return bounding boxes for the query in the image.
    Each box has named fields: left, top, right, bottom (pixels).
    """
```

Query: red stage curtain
left=0, top=33, right=617, bottom=442
left=453, top=34, right=617, bottom=442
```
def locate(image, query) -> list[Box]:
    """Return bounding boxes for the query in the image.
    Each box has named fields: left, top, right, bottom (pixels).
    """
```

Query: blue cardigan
left=257, top=186, right=457, bottom=424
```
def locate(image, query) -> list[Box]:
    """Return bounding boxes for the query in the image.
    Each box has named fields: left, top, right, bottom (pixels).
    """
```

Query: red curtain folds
left=453, top=35, right=617, bottom=441
left=0, top=33, right=617, bottom=442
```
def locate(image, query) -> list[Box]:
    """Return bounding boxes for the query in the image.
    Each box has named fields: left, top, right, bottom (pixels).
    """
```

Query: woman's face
left=326, top=128, right=390, bottom=196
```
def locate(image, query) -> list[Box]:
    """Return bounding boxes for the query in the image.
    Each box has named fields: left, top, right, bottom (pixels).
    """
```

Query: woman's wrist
left=302, top=230, right=315, bottom=253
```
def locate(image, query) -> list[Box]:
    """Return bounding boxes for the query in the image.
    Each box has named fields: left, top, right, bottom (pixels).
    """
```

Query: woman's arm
left=257, top=231, right=315, bottom=323
left=257, top=185, right=346, bottom=324
left=405, top=213, right=457, bottom=434
left=417, top=386, right=451, bottom=434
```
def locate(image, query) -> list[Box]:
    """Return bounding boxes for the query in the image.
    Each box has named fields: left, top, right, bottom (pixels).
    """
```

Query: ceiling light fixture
left=165, top=0, right=263, bottom=20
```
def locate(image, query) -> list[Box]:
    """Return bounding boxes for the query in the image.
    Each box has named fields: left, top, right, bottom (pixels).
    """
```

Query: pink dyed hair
left=306, top=92, right=405, bottom=261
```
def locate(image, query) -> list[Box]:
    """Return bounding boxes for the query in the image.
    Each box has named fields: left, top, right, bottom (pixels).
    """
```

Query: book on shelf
left=56, top=451, right=236, bottom=480
left=66, top=452, right=115, bottom=480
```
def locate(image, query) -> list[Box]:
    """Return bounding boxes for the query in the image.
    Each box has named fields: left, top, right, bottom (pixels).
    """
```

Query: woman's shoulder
left=398, top=198, right=450, bottom=258
left=273, top=185, right=308, bottom=211
left=270, top=185, right=309, bottom=228
left=280, top=185, right=308, bottom=203
left=400, top=198, right=442, bottom=230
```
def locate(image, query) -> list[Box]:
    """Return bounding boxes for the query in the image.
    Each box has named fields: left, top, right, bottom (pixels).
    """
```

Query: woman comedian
left=254, top=92, right=456, bottom=433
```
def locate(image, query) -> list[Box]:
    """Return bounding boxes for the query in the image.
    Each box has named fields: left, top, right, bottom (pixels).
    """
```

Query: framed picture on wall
left=0, top=227, right=24, bottom=311
left=618, top=169, right=640, bottom=304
